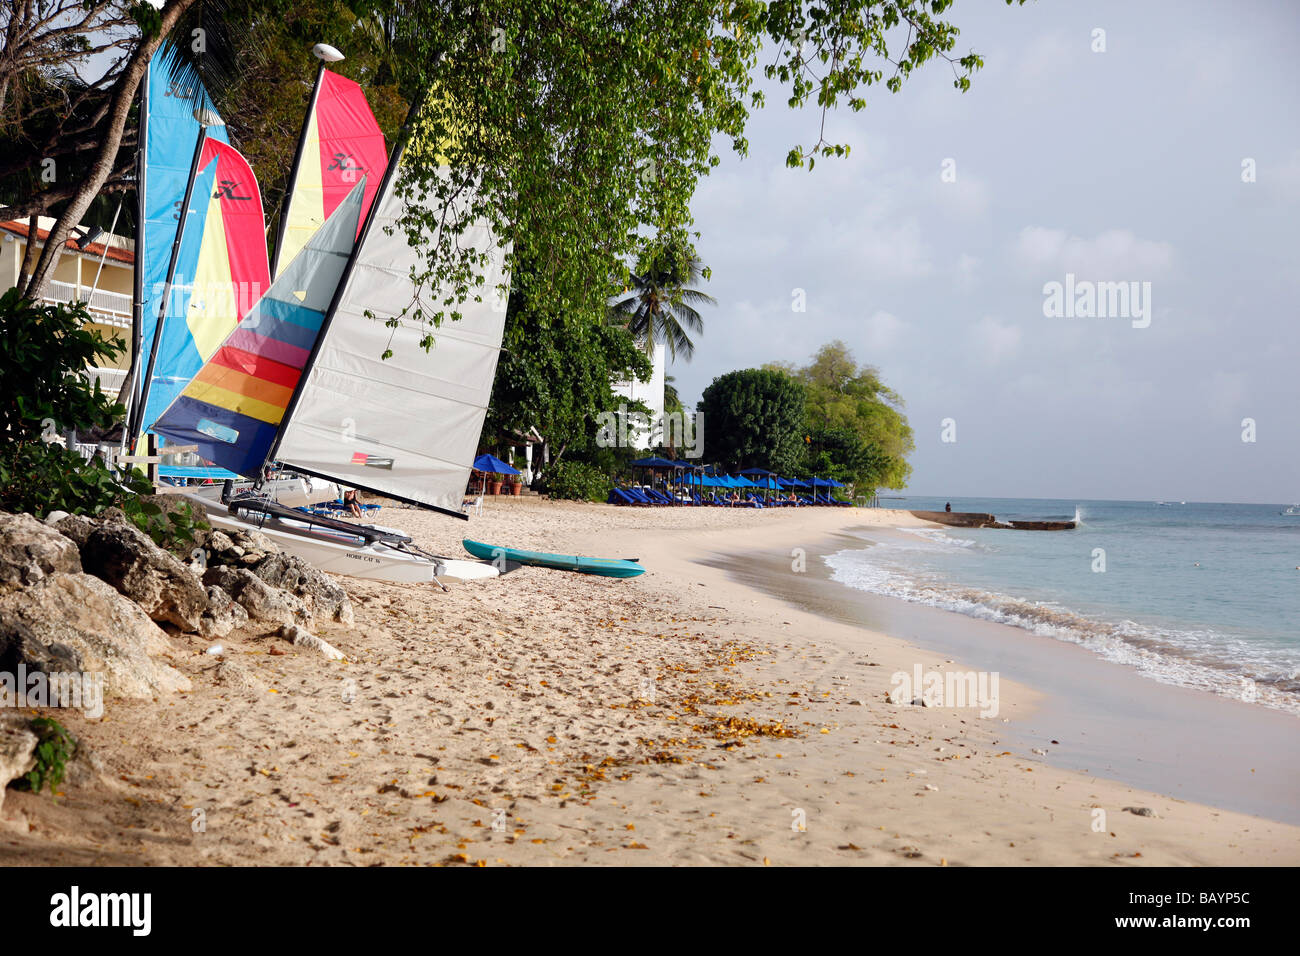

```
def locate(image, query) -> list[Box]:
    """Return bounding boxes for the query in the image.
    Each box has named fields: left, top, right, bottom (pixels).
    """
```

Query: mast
left=122, top=61, right=149, bottom=435
left=127, top=110, right=221, bottom=446
left=270, top=43, right=344, bottom=278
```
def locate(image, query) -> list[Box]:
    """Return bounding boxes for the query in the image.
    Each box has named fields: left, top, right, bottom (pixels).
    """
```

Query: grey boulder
left=0, top=572, right=192, bottom=701
left=198, top=585, right=250, bottom=639
left=0, top=512, right=82, bottom=591
left=251, top=552, right=354, bottom=625
left=79, top=520, right=209, bottom=631
left=202, top=565, right=309, bottom=630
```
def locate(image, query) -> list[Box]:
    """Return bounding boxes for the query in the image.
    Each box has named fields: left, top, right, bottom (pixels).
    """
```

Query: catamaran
left=124, top=46, right=508, bottom=584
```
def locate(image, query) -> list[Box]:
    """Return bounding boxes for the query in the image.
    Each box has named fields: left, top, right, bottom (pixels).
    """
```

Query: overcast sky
left=679, top=0, right=1300, bottom=504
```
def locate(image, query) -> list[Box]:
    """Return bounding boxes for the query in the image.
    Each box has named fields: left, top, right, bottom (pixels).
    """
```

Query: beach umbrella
left=629, top=456, right=677, bottom=499
left=473, top=453, right=519, bottom=476
left=739, top=468, right=776, bottom=501
left=472, top=452, right=519, bottom=494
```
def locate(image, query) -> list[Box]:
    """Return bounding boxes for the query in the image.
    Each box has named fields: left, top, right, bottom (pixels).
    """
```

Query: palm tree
left=663, top=374, right=683, bottom=414
left=610, top=239, right=715, bottom=362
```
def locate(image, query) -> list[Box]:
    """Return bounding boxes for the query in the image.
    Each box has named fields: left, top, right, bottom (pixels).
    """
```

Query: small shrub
left=0, top=289, right=207, bottom=550
left=17, top=717, right=76, bottom=797
left=540, top=460, right=611, bottom=501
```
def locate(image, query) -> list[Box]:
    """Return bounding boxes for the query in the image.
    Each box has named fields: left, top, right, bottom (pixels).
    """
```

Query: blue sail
left=136, top=45, right=229, bottom=434
left=141, top=157, right=219, bottom=432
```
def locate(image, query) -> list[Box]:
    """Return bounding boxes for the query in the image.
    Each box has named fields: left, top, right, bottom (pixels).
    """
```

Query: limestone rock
left=198, top=526, right=279, bottom=568
left=50, top=512, right=97, bottom=549
left=202, top=565, right=308, bottom=629
left=0, top=714, right=38, bottom=813
left=0, top=572, right=191, bottom=700
left=280, top=624, right=346, bottom=661
left=64, top=739, right=106, bottom=789
left=79, top=520, right=209, bottom=631
left=252, top=552, right=354, bottom=625
left=0, top=512, right=82, bottom=592
left=198, top=585, right=250, bottom=640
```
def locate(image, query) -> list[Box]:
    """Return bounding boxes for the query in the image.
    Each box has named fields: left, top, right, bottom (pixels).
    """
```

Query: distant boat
left=1282, top=506, right=1300, bottom=517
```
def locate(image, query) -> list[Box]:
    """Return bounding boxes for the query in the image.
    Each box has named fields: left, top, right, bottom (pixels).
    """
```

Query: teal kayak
left=462, top=539, right=645, bottom=578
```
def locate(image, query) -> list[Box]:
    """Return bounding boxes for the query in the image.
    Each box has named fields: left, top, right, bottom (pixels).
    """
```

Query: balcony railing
left=86, top=366, right=128, bottom=395
left=44, top=280, right=132, bottom=329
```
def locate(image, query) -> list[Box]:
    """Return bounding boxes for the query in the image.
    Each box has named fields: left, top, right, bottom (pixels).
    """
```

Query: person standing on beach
left=945, top=502, right=952, bottom=512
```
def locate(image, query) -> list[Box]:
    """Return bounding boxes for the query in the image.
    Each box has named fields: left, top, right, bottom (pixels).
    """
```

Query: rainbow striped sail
left=140, top=138, right=270, bottom=433
left=152, top=180, right=366, bottom=478
left=273, top=69, right=387, bottom=278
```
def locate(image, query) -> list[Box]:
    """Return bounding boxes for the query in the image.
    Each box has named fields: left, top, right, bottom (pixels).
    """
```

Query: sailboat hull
left=186, top=496, right=497, bottom=584
left=187, top=475, right=340, bottom=509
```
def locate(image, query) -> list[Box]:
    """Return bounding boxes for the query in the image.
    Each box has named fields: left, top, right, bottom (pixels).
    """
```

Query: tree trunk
left=20, top=0, right=196, bottom=303
left=18, top=215, right=40, bottom=286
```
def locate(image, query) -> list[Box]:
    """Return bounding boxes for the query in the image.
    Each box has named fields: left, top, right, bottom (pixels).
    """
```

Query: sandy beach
left=3, top=497, right=1297, bottom=866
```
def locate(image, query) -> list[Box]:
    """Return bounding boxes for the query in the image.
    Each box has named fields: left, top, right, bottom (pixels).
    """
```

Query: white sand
left=3, top=497, right=1296, bottom=865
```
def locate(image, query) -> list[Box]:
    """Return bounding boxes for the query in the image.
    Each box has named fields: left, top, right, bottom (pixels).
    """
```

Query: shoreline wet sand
left=707, top=522, right=1300, bottom=825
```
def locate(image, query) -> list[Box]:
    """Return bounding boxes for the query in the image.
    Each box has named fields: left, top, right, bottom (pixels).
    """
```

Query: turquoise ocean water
left=825, top=498, right=1300, bottom=715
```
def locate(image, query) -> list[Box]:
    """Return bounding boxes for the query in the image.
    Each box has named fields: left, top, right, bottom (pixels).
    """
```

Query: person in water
left=945, top=502, right=952, bottom=512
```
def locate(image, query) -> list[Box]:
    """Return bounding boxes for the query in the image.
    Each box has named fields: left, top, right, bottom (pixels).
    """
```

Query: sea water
left=825, top=498, right=1300, bottom=715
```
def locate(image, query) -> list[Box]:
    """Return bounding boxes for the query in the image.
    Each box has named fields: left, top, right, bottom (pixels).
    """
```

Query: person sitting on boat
left=343, top=488, right=363, bottom=518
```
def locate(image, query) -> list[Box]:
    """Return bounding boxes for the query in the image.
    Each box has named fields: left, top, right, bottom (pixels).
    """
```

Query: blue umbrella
left=630, top=456, right=678, bottom=468
left=473, top=453, right=520, bottom=476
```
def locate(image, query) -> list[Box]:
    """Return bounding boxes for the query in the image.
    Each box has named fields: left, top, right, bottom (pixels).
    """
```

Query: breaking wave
left=824, top=547, right=1300, bottom=716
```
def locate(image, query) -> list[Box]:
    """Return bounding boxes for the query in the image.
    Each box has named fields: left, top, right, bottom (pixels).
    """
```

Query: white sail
left=272, top=159, right=511, bottom=513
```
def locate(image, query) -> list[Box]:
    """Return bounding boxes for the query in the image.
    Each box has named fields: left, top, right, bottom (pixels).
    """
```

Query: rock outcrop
left=49, top=512, right=97, bottom=549
left=198, top=585, right=250, bottom=639
left=202, top=565, right=309, bottom=630
left=280, top=624, right=346, bottom=661
left=252, top=552, right=354, bottom=625
left=198, top=526, right=276, bottom=568
left=0, top=714, right=38, bottom=814
left=0, top=572, right=191, bottom=700
left=79, top=520, right=209, bottom=631
left=0, top=512, right=82, bottom=591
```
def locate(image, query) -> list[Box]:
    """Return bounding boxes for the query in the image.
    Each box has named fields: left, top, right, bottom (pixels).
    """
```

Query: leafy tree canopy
left=697, top=367, right=806, bottom=473
left=385, top=0, right=1013, bottom=352
left=6, top=0, right=1022, bottom=352
left=485, top=276, right=651, bottom=468
left=768, top=339, right=914, bottom=488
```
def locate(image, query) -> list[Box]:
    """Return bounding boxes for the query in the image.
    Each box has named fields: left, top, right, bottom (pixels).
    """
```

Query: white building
left=610, top=341, right=665, bottom=449
left=2, top=216, right=135, bottom=394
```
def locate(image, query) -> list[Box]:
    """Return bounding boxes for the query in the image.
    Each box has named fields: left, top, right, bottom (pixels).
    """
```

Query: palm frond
left=154, top=0, right=263, bottom=130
